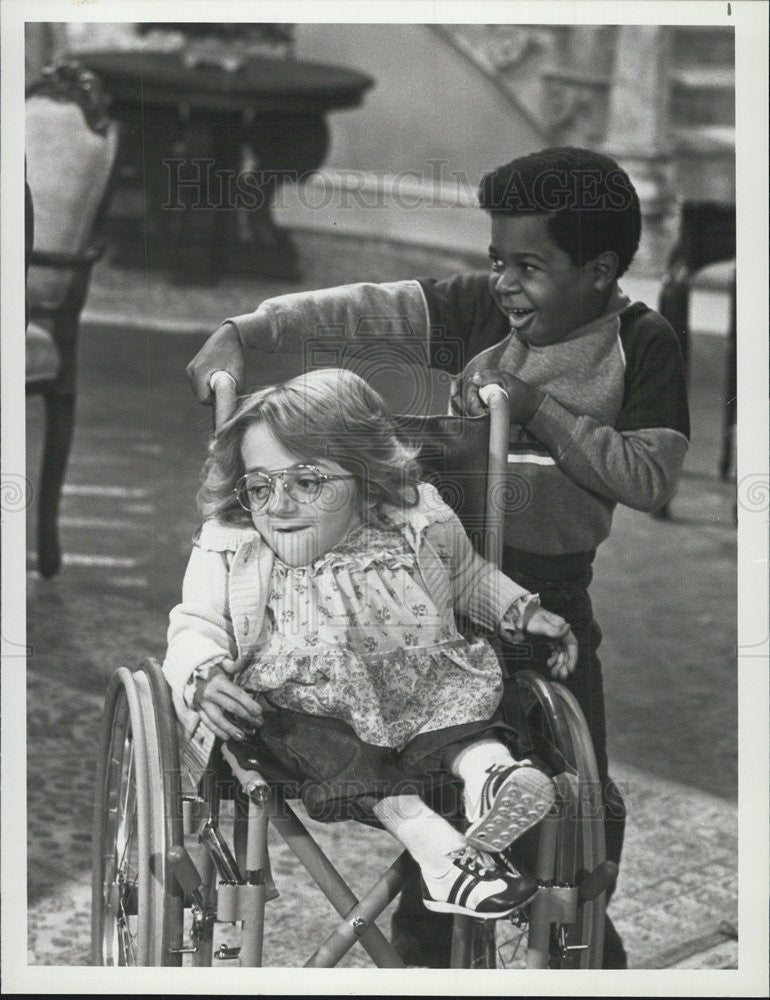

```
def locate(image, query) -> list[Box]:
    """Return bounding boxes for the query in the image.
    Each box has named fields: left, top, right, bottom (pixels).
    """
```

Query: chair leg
left=719, top=275, right=737, bottom=483
left=38, top=390, right=76, bottom=577
left=658, top=258, right=691, bottom=378
left=655, top=257, right=691, bottom=522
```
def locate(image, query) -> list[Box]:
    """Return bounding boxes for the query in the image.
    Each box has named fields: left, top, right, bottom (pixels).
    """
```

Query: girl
left=163, top=369, right=577, bottom=919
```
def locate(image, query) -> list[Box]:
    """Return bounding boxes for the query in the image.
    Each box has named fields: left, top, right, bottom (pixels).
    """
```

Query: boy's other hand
left=186, top=322, right=245, bottom=404
left=194, top=663, right=263, bottom=741
left=451, top=368, right=544, bottom=423
left=524, top=609, right=579, bottom=680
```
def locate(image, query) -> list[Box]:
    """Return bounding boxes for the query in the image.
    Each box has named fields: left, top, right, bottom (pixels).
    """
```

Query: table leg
left=106, top=104, right=330, bottom=283
left=167, top=112, right=223, bottom=284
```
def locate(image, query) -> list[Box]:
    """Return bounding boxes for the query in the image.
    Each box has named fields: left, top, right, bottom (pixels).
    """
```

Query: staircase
left=668, top=26, right=735, bottom=203
left=433, top=24, right=735, bottom=207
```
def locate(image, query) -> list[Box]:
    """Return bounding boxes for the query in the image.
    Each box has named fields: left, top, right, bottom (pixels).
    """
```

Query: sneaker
left=420, top=846, right=538, bottom=919
left=465, top=763, right=556, bottom=852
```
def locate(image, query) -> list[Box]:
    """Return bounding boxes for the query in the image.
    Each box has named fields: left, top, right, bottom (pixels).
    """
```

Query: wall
left=293, top=23, right=543, bottom=180
left=273, top=23, right=545, bottom=254
left=39, top=21, right=734, bottom=272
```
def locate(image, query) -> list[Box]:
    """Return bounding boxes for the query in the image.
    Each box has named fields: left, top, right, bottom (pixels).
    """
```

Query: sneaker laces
left=449, top=844, right=505, bottom=879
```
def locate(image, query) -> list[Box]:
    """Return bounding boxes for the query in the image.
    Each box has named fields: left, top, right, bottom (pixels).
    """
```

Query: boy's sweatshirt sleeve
left=224, top=280, right=432, bottom=353
left=525, top=313, right=690, bottom=511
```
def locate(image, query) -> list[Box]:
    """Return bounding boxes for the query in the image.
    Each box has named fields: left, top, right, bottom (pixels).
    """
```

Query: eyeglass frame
left=234, top=464, right=357, bottom=511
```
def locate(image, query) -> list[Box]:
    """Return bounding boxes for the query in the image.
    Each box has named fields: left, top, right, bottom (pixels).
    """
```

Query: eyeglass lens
left=239, top=470, right=325, bottom=509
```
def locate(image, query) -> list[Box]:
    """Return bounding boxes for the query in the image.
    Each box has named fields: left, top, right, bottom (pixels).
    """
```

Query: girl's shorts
left=225, top=707, right=516, bottom=823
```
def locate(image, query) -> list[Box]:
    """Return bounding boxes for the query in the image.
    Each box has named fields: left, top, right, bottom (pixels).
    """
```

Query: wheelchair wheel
left=92, top=661, right=184, bottom=966
left=498, top=671, right=607, bottom=969
left=550, top=683, right=606, bottom=969
left=464, top=911, right=530, bottom=969
left=467, top=919, right=505, bottom=968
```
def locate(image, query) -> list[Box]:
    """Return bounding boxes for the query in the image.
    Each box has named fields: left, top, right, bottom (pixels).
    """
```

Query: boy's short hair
left=478, top=146, right=642, bottom=277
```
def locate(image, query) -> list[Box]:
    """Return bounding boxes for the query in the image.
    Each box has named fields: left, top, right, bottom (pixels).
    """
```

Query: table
left=79, top=51, right=374, bottom=282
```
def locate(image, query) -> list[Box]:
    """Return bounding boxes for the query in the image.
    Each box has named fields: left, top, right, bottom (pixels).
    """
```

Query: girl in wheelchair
left=163, top=368, right=577, bottom=921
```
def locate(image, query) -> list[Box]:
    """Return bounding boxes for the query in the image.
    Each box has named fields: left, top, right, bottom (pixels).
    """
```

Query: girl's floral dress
left=237, top=521, right=503, bottom=750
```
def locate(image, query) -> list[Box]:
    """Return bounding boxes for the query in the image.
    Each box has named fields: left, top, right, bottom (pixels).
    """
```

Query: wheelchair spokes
left=113, top=756, right=140, bottom=963
left=99, top=692, right=143, bottom=964
left=92, top=666, right=185, bottom=967
left=466, top=912, right=529, bottom=969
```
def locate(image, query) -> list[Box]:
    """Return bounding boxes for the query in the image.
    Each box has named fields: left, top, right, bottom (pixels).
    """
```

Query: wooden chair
left=656, top=201, right=736, bottom=518
left=25, top=62, right=120, bottom=577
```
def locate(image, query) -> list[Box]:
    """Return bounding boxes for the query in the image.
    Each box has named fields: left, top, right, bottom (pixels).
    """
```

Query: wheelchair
left=91, top=372, right=617, bottom=969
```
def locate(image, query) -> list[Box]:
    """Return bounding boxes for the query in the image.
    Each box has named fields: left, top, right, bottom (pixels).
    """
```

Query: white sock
left=446, top=739, right=525, bottom=820
left=372, top=795, right=465, bottom=877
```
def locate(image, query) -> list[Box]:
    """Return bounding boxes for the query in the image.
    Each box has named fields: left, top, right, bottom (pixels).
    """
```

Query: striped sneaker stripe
left=479, top=766, right=506, bottom=815
left=448, top=871, right=467, bottom=906
left=456, top=872, right=477, bottom=909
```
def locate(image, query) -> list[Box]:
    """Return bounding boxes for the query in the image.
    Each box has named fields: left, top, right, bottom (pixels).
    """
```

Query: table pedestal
left=80, top=51, right=373, bottom=283
left=111, top=104, right=328, bottom=283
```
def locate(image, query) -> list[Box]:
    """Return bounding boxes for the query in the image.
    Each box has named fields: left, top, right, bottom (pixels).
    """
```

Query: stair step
left=672, top=125, right=736, bottom=154
left=671, top=26, right=735, bottom=67
left=671, top=126, right=736, bottom=202
left=670, top=67, right=735, bottom=90
left=670, top=82, right=734, bottom=128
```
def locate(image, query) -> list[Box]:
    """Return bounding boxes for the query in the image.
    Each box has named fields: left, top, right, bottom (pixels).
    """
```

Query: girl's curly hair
left=198, top=368, right=422, bottom=525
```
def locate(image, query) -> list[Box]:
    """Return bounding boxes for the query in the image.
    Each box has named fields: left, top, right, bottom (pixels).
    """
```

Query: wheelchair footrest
left=576, top=861, right=619, bottom=902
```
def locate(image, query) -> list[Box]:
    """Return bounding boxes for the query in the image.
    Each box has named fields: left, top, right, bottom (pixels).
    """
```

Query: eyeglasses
left=234, top=465, right=356, bottom=511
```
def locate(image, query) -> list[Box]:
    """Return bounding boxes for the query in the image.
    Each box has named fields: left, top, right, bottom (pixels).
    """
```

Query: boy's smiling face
left=488, top=214, right=614, bottom=346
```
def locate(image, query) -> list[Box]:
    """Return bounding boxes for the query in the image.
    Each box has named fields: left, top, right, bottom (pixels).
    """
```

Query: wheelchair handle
left=478, top=382, right=509, bottom=406
left=209, top=370, right=237, bottom=432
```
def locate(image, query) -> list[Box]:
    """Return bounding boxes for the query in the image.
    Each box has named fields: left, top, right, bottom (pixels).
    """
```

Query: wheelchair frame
left=91, top=660, right=613, bottom=969
left=91, top=376, right=616, bottom=969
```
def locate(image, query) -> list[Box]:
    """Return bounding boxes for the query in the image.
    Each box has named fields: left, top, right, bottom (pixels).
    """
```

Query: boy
left=186, top=147, right=690, bottom=968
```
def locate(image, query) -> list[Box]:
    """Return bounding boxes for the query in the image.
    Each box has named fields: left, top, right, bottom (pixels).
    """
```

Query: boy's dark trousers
left=391, top=547, right=628, bottom=969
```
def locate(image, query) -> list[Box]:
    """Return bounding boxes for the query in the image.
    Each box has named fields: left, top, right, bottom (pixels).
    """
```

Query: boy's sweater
left=226, top=274, right=689, bottom=556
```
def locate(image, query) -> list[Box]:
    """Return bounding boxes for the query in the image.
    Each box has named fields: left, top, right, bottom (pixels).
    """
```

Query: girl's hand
left=194, top=663, right=263, bottom=741
left=525, top=608, right=579, bottom=680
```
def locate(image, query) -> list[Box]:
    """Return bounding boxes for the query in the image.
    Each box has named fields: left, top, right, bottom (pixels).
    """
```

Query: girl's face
left=240, top=422, right=361, bottom=567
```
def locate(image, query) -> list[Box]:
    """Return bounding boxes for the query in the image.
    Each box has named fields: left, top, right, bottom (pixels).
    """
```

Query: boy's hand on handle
left=524, top=608, right=579, bottom=680
left=194, top=662, right=263, bottom=741
left=186, top=322, right=245, bottom=404
left=452, top=368, right=544, bottom=424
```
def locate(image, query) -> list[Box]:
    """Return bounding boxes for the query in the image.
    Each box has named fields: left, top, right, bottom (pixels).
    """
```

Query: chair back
left=25, top=62, right=120, bottom=311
